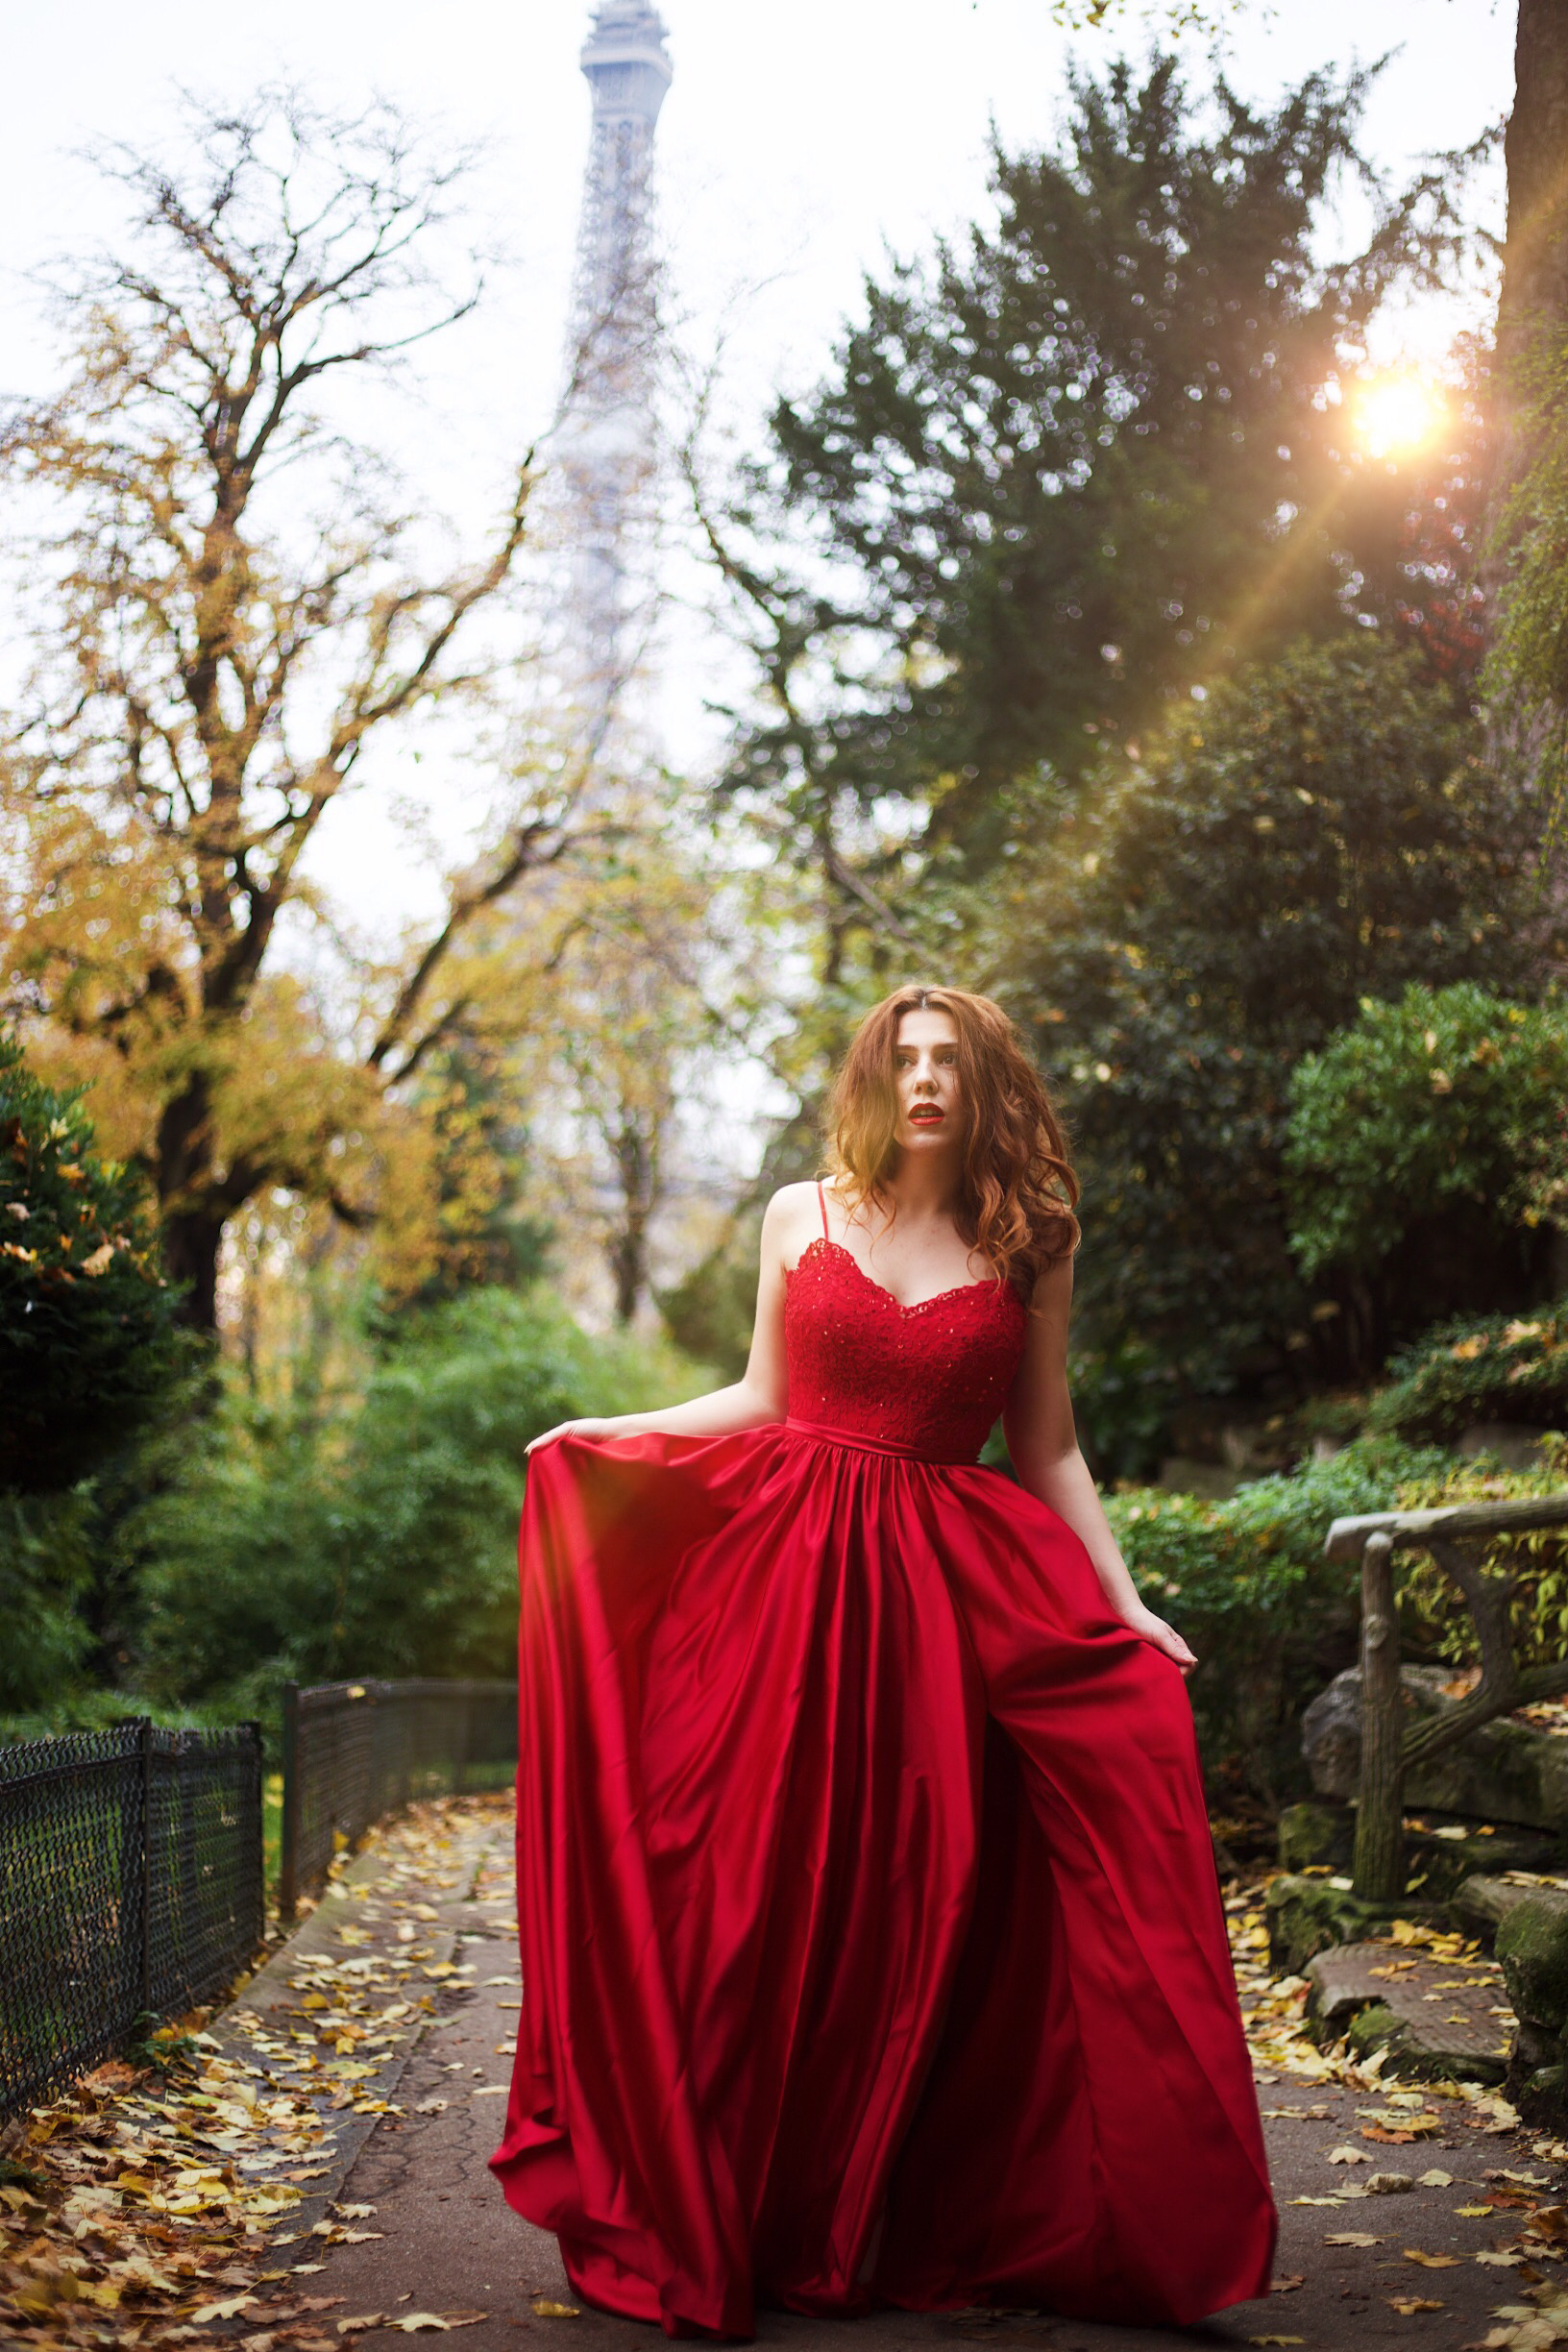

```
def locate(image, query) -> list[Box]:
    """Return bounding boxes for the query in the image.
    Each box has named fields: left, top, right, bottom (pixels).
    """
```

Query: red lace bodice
left=783, top=1237, right=1028, bottom=1463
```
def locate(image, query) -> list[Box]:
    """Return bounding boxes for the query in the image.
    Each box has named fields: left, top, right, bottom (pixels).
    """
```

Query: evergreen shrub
left=0, top=1033, right=184, bottom=1491
left=1369, top=1309, right=1568, bottom=1444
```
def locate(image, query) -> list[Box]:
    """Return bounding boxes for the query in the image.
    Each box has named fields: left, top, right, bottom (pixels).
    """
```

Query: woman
left=490, top=986, right=1276, bottom=2339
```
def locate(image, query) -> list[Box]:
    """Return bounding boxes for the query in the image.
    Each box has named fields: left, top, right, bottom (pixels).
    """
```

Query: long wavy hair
left=823, top=986, right=1080, bottom=1295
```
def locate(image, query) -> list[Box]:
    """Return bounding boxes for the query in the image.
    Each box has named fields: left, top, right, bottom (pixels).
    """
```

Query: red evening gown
left=491, top=1203, right=1277, bottom=2338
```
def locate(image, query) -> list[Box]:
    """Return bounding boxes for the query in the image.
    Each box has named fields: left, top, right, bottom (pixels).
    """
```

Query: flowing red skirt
left=490, top=1427, right=1276, bottom=2338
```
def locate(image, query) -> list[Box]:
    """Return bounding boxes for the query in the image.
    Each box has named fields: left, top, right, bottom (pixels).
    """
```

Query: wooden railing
left=1324, top=1495, right=1568, bottom=1902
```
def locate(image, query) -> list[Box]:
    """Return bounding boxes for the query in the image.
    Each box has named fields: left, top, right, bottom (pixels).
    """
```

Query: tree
left=1491, top=4, right=1568, bottom=521
left=1042, top=1, right=1568, bottom=386
left=0, top=91, right=606, bottom=1331
left=752, top=57, right=1457, bottom=865
left=0, top=1032, right=183, bottom=1492
left=1485, top=327, right=1568, bottom=828
left=401, top=1035, right=553, bottom=1304
left=977, top=636, right=1550, bottom=1399
left=525, top=831, right=724, bottom=1325
left=1043, top=0, right=1568, bottom=803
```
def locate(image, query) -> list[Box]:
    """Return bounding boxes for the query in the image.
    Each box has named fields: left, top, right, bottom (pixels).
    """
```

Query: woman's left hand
left=1120, top=1605, right=1198, bottom=1678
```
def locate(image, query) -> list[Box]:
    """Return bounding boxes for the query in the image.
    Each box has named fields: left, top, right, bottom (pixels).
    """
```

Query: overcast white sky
left=0, top=0, right=1518, bottom=933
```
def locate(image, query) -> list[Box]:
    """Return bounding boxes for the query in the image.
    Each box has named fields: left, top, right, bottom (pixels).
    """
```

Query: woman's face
left=893, top=1007, right=964, bottom=1155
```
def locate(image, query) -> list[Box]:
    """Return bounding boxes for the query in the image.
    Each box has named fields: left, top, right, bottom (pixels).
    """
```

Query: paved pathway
left=221, top=1801, right=1568, bottom=2352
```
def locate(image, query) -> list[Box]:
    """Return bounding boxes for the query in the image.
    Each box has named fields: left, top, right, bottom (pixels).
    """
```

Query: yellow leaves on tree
left=0, top=89, right=630, bottom=1333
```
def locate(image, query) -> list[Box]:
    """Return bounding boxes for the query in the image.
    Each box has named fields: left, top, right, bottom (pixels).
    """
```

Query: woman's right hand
left=525, top=1417, right=617, bottom=1457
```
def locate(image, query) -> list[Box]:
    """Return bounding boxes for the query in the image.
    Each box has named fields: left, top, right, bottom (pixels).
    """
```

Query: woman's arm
left=1001, top=1255, right=1196, bottom=1674
left=525, top=1187, right=803, bottom=1455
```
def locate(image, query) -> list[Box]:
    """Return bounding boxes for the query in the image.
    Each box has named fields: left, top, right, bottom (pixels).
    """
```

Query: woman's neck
left=879, top=1149, right=962, bottom=1224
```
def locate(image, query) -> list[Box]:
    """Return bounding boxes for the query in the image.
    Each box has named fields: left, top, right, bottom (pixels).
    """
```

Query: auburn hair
left=823, top=986, right=1080, bottom=1297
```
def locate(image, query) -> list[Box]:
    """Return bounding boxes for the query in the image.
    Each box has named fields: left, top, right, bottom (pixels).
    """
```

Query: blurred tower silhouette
left=559, top=2, right=673, bottom=760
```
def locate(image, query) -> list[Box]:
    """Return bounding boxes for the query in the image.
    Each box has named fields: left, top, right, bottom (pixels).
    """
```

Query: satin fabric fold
left=490, top=1424, right=1276, bottom=2338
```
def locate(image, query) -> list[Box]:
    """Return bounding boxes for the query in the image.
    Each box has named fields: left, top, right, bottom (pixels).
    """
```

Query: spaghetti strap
left=817, top=1181, right=830, bottom=1240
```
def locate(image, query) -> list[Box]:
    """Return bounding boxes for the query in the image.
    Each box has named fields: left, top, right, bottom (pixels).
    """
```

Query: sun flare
left=1353, top=372, right=1447, bottom=461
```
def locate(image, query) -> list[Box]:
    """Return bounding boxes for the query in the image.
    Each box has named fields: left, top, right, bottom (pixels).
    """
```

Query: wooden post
left=1352, top=1531, right=1404, bottom=1902
left=279, top=1684, right=300, bottom=1923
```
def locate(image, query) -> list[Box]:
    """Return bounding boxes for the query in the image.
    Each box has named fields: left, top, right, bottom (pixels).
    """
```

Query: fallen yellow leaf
left=1386, top=2297, right=1444, bottom=2315
left=532, top=2300, right=582, bottom=2319
left=385, top=2316, right=486, bottom=2334
left=1403, top=2250, right=1461, bottom=2268
left=1325, top=2232, right=1382, bottom=2246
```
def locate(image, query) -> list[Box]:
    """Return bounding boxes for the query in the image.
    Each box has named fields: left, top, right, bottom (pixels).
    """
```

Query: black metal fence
left=0, top=1720, right=264, bottom=2121
left=280, top=1678, right=517, bottom=1917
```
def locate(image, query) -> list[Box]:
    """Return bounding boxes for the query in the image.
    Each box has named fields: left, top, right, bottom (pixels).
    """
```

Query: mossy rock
left=1265, top=1872, right=1449, bottom=1974
left=1343, top=2002, right=1403, bottom=2059
left=1497, top=1889, right=1568, bottom=2036
left=1517, top=2062, right=1568, bottom=2128
left=1277, top=1800, right=1353, bottom=1874
left=1265, top=1874, right=1385, bottom=1973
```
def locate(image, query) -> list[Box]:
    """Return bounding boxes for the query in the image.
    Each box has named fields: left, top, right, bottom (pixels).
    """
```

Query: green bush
left=1285, top=983, right=1568, bottom=1288
left=1369, top=1307, right=1568, bottom=1443
left=1109, top=1434, right=1450, bottom=1797
left=135, top=1287, right=706, bottom=1722
left=0, top=1032, right=185, bottom=1491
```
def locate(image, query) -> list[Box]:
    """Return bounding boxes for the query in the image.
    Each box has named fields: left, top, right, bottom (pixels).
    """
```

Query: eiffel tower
left=559, top=1, right=674, bottom=761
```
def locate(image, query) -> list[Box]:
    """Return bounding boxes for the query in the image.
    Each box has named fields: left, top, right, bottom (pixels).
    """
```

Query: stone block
left=1304, top=1940, right=1510, bottom=2084
left=1306, top=1943, right=1392, bottom=2025
left=1302, top=1665, right=1568, bottom=1834
left=1450, top=1874, right=1538, bottom=1942
left=1407, top=1822, right=1561, bottom=1900
left=1520, top=2062, right=1567, bottom=2119
left=1497, top=1889, right=1568, bottom=2042
left=1458, top=1422, right=1559, bottom=1470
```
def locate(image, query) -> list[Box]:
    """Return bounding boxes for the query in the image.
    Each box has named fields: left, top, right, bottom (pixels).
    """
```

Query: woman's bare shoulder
left=761, top=1181, right=826, bottom=1259
left=762, top=1179, right=822, bottom=1228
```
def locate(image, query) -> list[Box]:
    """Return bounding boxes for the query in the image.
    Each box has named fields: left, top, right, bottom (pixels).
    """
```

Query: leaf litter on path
left=0, top=1792, right=511, bottom=2348
left=1223, top=1874, right=1568, bottom=2334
